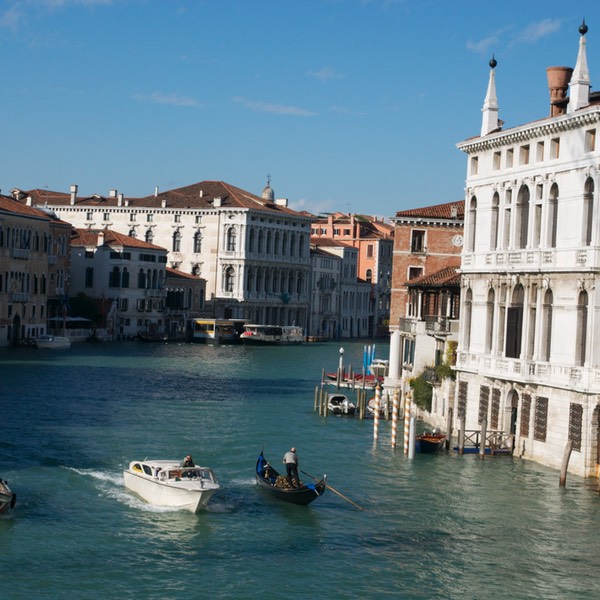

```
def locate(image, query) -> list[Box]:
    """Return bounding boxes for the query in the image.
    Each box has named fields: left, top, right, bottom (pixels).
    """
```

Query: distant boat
left=415, top=432, right=446, bottom=453
left=137, top=331, right=169, bottom=342
left=0, top=478, right=16, bottom=514
left=327, top=393, right=356, bottom=415
left=255, top=451, right=326, bottom=505
left=240, top=324, right=304, bottom=345
left=123, top=459, right=220, bottom=513
left=191, top=318, right=240, bottom=343
left=34, top=335, right=71, bottom=350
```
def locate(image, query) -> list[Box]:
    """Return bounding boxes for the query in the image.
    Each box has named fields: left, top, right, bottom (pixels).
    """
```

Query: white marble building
left=455, top=23, right=600, bottom=476
left=14, top=180, right=312, bottom=329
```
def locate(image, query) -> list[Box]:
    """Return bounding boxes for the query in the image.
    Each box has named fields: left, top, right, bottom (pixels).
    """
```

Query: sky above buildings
left=0, top=0, right=599, bottom=218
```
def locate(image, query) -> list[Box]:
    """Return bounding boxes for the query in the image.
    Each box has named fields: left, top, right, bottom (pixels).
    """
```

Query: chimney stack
left=70, top=184, right=78, bottom=206
left=117, top=193, right=124, bottom=207
left=547, top=66, right=573, bottom=117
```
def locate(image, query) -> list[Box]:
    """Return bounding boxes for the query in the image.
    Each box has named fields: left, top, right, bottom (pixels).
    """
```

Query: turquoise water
left=1, top=341, right=600, bottom=599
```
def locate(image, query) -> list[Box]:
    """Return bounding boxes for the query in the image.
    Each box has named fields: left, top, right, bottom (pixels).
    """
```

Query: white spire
left=481, top=57, right=499, bottom=136
left=568, top=21, right=590, bottom=113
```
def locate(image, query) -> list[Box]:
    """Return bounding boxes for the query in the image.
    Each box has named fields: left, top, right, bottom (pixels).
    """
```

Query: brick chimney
left=547, top=66, right=573, bottom=116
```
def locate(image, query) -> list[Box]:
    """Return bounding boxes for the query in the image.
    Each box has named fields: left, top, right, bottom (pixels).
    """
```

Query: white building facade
left=455, top=24, right=600, bottom=477
left=16, top=180, right=312, bottom=330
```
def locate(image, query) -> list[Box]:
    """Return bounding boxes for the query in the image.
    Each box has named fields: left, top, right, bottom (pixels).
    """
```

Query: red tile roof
left=19, top=181, right=307, bottom=217
left=71, top=228, right=167, bottom=251
left=395, top=200, right=464, bottom=220
left=405, top=265, right=461, bottom=287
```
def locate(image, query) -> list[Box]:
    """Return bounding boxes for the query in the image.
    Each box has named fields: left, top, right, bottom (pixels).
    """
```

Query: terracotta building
left=389, top=201, right=464, bottom=330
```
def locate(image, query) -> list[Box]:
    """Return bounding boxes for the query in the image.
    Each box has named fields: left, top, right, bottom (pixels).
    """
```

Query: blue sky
left=0, top=0, right=598, bottom=217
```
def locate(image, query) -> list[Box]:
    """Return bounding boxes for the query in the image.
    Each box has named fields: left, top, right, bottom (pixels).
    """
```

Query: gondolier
left=283, top=447, right=299, bottom=488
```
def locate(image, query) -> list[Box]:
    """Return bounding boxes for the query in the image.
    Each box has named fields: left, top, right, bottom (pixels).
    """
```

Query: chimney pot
left=547, top=66, right=573, bottom=117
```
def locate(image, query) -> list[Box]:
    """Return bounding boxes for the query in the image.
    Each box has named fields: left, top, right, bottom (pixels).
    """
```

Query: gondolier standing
left=283, top=447, right=299, bottom=488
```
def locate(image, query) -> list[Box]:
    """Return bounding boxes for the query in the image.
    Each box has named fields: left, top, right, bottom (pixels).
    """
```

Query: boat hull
left=255, top=452, right=325, bottom=506
left=0, top=479, right=16, bottom=514
left=415, top=435, right=446, bottom=453
left=35, top=335, right=71, bottom=349
left=123, top=463, right=219, bottom=513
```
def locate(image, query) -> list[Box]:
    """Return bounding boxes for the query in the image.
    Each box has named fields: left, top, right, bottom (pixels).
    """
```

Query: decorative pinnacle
left=579, top=19, right=588, bottom=36
left=489, top=54, right=497, bottom=69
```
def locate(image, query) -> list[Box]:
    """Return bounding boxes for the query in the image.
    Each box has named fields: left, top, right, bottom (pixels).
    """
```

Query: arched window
left=583, top=177, right=595, bottom=246
left=145, top=229, right=154, bottom=244
left=548, top=184, right=559, bottom=248
left=109, top=266, right=121, bottom=288
left=225, top=267, right=235, bottom=292
left=266, top=231, right=272, bottom=254
left=274, top=232, right=281, bottom=255
left=541, top=288, right=553, bottom=362
left=576, top=290, right=588, bottom=366
left=298, top=234, right=305, bottom=257
left=515, top=185, right=530, bottom=249
left=248, top=228, right=255, bottom=252
left=506, top=284, right=524, bottom=359
left=290, top=234, right=296, bottom=257
left=490, top=193, right=499, bottom=250
left=172, top=230, right=181, bottom=252
left=463, top=288, right=473, bottom=349
left=258, top=230, right=264, bottom=253
left=467, top=196, right=477, bottom=252
left=194, top=231, right=202, bottom=253
left=129, top=228, right=137, bottom=239
left=485, top=288, right=495, bottom=353
left=138, top=269, right=146, bottom=289
left=226, top=227, right=236, bottom=252
left=121, top=268, right=129, bottom=288
left=366, top=269, right=373, bottom=283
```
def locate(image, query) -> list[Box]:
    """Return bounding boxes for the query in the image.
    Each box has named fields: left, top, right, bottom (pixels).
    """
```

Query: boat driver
left=283, top=447, right=299, bottom=488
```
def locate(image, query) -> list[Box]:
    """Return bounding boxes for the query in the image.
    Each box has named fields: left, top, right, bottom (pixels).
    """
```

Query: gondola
left=255, top=451, right=326, bottom=505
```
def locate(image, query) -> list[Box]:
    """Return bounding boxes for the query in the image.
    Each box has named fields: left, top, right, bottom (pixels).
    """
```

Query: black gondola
left=255, top=451, right=326, bottom=505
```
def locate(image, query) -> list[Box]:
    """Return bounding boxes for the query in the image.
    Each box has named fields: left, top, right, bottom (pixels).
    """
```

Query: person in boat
left=283, top=447, right=299, bottom=488
left=181, top=454, right=195, bottom=468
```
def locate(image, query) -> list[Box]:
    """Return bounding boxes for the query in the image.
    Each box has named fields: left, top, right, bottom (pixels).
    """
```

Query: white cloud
left=307, top=66, right=343, bottom=82
left=233, top=96, right=316, bottom=117
left=514, top=18, right=562, bottom=45
left=466, top=34, right=500, bottom=55
left=133, top=92, right=202, bottom=108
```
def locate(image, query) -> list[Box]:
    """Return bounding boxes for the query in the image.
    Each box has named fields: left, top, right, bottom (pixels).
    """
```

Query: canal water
left=1, top=341, right=599, bottom=599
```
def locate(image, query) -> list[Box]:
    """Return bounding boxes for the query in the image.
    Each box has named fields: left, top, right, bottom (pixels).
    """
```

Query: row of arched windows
left=1, top=271, right=47, bottom=294
left=0, top=226, right=68, bottom=255
left=246, top=227, right=306, bottom=258
left=466, top=177, right=595, bottom=252
left=462, top=283, right=588, bottom=367
left=106, top=266, right=165, bottom=289
left=244, top=267, right=305, bottom=295
left=128, top=228, right=203, bottom=254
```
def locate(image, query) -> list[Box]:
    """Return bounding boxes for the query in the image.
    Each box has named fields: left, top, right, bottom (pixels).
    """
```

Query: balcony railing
left=398, top=317, right=416, bottom=335
left=424, top=316, right=451, bottom=335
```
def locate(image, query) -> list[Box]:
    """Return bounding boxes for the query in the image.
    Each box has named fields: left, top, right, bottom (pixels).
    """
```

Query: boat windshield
left=167, top=468, right=216, bottom=482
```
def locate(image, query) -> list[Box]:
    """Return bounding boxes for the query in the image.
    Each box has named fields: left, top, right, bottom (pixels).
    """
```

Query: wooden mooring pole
left=559, top=440, right=574, bottom=487
left=458, top=412, right=466, bottom=455
left=479, top=420, right=487, bottom=459
left=391, top=389, right=399, bottom=448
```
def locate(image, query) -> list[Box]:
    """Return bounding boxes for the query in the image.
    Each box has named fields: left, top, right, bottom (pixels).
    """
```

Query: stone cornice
left=457, top=106, right=600, bottom=154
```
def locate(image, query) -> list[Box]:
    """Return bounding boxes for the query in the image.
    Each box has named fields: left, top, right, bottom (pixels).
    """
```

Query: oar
left=301, top=470, right=364, bottom=510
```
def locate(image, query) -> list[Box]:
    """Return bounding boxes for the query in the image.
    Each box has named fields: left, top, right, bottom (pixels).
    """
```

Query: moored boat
left=327, top=393, right=356, bottom=415
left=240, top=324, right=304, bottom=345
left=255, top=451, right=326, bottom=505
left=123, top=459, right=220, bottom=513
left=0, top=478, right=16, bottom=514
left=415, top=431, right=447, bottom=453
left=190, top=318, right=240, bottom=343
left=34, top=334, right=71, bottom=349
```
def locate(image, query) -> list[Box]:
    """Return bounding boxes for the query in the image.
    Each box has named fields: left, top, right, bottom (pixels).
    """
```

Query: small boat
left=255, top=451, right=326, bottom=505
left=367, top=396, right=386, bottom=416
left=240, top=324, right=304, bottom=345
left=123, top=459, right=220, bottom=513
left=0, top=478, right=16, bottom=514
left=415, top=431, right=447, bottom=453
left=34, top=334, right=71, bottom=349
left=328, top=393, right=356, bottom=415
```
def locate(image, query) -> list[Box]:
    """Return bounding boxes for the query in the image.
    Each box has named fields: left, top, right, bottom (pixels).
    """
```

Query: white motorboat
left=240, top=324, right=304, bottom=345
left=0, top=478, right=16, bottom=514
left=328, top=393, right=356, bottom=415
left=34, top=335, right=71, bottom=349
left=123, top=459, right=220, bottom=513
